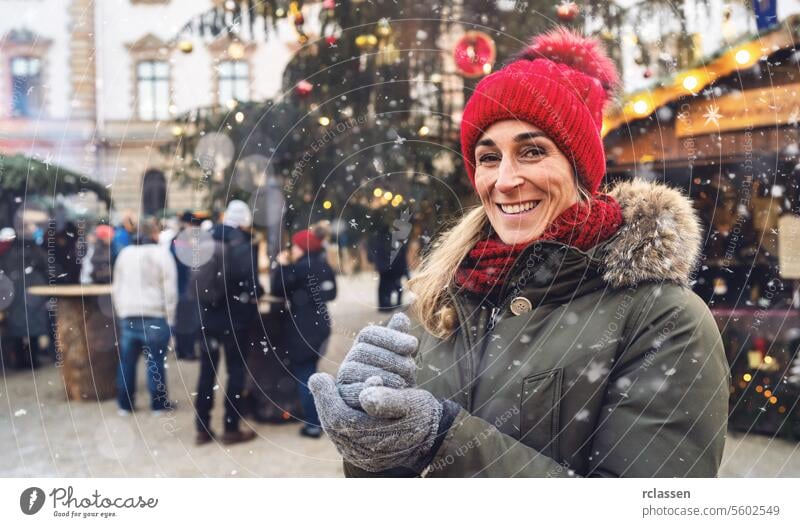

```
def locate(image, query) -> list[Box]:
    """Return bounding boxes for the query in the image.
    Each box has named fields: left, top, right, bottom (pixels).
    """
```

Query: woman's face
left=474, top=120, right=578, bottom=246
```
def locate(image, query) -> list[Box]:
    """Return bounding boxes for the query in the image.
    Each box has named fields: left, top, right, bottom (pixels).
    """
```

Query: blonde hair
left=408, top=173, right=591, bottom=339
left=407, top=206, right=489, bottom=339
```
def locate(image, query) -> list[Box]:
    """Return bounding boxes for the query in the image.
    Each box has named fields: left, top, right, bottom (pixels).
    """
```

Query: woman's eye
left=478, top=153, right=500, bottom=164
left=521, top=146, right=545, bottom=158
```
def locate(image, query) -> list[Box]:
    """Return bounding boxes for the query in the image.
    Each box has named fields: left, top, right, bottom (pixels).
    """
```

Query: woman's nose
left=494, top=158, right=524, bottom=194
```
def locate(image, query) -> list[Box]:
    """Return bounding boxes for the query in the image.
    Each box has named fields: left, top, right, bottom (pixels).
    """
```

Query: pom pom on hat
left=511, top=27, right=620, bottom=98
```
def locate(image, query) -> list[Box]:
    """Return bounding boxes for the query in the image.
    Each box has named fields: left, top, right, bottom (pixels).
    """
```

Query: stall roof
left=1, top=154, right=111, bottom=205
left=602, top=15, right=800, bottom=137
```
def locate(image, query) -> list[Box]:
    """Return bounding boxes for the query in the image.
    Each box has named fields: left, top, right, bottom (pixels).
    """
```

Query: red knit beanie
left=461, top=28, right=620, bottom=194
left=292, top=229, right=323, bottom=253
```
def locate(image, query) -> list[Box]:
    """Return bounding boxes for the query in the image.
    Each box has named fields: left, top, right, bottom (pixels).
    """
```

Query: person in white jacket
left=112, top=218, right=177, bottom=416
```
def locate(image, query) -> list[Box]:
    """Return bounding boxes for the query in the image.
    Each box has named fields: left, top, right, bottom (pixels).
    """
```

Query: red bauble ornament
left=295, top=80, right=313, bottom=96
left=325, top=35, right=338, bottom=46
left=323, top=0, right=335, bottom=8
left=453, top=31, right=496, bottom=78
left=556, top=2, right=579, bottom=22
left=643, top=68, right=653, bottom=79
left=294, top=13, right=305, bottom=26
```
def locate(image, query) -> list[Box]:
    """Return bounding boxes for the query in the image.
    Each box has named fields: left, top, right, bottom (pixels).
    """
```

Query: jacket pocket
left=519, top=368, right=563, bottom=459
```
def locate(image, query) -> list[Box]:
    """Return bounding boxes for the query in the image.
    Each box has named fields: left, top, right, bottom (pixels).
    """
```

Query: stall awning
left=602, top=15, right=800, bottom=137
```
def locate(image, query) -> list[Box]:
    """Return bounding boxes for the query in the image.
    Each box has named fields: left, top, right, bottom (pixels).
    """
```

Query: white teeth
left=499, top=201, right=539, bottom=214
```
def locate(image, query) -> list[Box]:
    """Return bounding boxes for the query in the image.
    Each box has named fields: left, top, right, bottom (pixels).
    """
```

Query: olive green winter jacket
left=345, top=179, right=731, bottom=477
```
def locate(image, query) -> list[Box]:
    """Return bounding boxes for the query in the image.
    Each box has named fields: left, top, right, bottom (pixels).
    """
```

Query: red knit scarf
left=455, top=194, right=623, bottom=295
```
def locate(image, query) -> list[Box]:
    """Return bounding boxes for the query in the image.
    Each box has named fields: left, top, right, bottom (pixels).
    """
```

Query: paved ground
left=1, top=273, right=799, bottom=477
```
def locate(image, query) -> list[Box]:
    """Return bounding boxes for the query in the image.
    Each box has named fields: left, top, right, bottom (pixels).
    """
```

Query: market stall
left=602, top=18, right=800, bottom=439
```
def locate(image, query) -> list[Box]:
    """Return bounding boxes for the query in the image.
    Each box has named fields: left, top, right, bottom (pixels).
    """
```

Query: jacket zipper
left=487, top=306, right=500, bottom=330
left=469, top=247, right=536, bottom=407
left=445, top=289, right=471, bottom=409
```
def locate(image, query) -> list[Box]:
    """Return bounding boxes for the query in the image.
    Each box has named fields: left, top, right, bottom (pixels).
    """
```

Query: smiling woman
left=473, top=123, right=582, bottom=246
left=310, top=27, right=730, bottom=478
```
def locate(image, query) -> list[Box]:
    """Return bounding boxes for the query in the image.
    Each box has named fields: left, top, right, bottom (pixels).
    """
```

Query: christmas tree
left=165, top=0, right=720, bottom=241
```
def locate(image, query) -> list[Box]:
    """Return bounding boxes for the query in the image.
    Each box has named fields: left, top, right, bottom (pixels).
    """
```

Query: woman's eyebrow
left=476, top=138, right=495, bottom=147
left=513, top=131, right=546, bottom=142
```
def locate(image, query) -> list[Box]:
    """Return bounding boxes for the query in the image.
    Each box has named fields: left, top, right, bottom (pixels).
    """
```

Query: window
left=11, top=56, right=42, bottom=117
left=136, top=60, right=169, bottom=120
left=218, top=60, right=249, bottom=104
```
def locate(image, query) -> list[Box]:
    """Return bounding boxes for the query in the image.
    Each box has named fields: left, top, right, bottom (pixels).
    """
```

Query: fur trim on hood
left=601, top=179, right=702, bottom=289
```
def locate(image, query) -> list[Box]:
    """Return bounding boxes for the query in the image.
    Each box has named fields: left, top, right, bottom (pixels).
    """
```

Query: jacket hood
left=599, top=179, right=702, bottom=288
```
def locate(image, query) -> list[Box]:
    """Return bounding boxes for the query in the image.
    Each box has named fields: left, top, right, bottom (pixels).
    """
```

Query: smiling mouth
left=497, top=200, right=541, bottom=215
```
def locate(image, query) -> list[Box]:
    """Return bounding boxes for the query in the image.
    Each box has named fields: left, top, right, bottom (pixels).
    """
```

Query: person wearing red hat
left=272, top=227, right=337, bottom=438
left=310, top=28, right=729, bottom=477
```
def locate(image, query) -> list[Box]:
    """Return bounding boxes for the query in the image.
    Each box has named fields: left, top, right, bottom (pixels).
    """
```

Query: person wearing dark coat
left=367, top=221, right=409, bottom=312
left=191, top=201, right=263, bottom=446
left=271, top=228, right=337, bottom=438
left=170, top=211, right=199, bottom=360
left=89, top=225, right=114, bottom=284
left=0, top=227, right=50, bottom=369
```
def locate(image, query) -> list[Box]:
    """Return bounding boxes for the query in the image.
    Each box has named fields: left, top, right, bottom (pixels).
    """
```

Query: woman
left=310, top=28, right=730, bottom=477
left=272, top=227, right=337, bottom=438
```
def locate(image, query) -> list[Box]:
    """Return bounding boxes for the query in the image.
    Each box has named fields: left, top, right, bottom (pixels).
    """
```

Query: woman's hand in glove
left=336, top=312, right=419, bottom=410
left=309, top=373, right=444, bottom=473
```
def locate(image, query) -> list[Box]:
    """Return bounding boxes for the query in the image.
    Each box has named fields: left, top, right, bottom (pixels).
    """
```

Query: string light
left=735, top=49, right=751, bottom=65
left=682, top=75, right=698, bottom=92
left=632, top=98, right=650, bottom=115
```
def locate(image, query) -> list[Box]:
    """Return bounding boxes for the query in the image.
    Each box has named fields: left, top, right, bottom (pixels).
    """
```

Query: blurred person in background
left=112, top=218, right=177, bottom=416
left=192, top=200, right=263, bottom=445
left=271, top=226, right=337, bottom=438
left=171, top=211, right=199, bottom=361
left=90, top=225, right=114, bottom=284
left=367, top=216, right=410, bottom=312
left=111, top=210, right=137, bottom=266
left=0, top=227, right=49, bottom=369
left=80, top=224, right=114, bottom=284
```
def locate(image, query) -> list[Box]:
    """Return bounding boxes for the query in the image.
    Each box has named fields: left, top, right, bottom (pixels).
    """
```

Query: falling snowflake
left=585, top=360, right=609, bottom=383
left=394, top=135, right=407, bottom=145
left=789, top=106, right=800, bottom=126
left=702, top=104, right=723, bottom=127
left=575, top=408, right=590, bottom=422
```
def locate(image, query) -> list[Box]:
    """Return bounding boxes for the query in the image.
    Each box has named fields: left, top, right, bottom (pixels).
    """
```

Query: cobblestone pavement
left=1, top=274, right=798, bottom=477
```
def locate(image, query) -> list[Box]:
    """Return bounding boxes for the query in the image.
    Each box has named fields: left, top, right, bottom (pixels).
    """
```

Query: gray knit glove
left=309, top=373, right=442, bottom=473
left=336, top=313, right=418, bottom=410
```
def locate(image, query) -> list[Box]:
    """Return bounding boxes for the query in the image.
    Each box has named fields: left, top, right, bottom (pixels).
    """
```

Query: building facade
left=0, top=0, right=315, bottom=217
